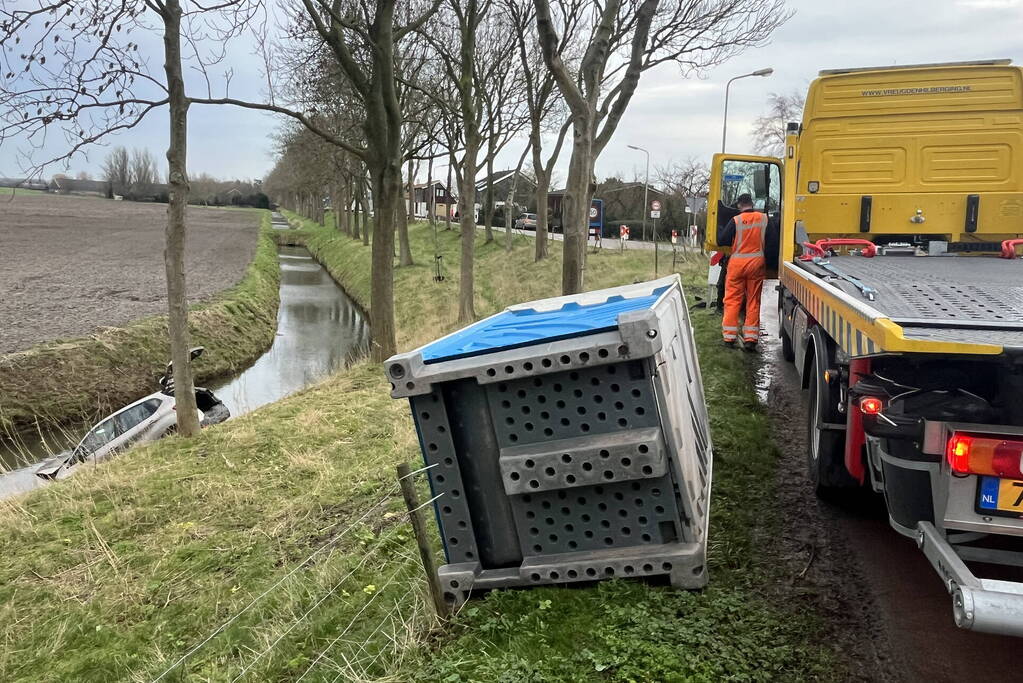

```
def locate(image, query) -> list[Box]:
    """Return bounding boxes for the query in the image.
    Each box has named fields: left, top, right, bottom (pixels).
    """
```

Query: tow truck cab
left=708, top=59, right=1023, bottom=635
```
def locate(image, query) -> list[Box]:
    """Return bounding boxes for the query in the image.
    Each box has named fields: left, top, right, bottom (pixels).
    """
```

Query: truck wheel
left=807, top=356, right=856, bottom=495
left=779, top=316, right=795, bottom=362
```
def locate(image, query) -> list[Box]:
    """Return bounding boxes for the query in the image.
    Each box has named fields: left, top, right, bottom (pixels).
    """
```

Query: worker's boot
left=722, top=340, right=737, bottom=349
left=741, top=340, right=758, bottom=353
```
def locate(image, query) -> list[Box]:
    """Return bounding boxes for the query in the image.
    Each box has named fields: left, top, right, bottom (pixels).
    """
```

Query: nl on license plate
left=978, top=476, right=1023, bottom=516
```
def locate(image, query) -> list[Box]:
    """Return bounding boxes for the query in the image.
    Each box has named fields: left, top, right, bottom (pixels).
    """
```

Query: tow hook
left=826, top=367, right=847, bottom=414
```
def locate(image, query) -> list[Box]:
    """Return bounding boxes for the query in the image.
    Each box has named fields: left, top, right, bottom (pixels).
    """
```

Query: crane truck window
left=717, top=160, right=781, bottom=233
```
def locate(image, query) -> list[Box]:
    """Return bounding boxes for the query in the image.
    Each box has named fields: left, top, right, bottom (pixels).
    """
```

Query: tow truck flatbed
left=781, top=255, right=1023, bottom=357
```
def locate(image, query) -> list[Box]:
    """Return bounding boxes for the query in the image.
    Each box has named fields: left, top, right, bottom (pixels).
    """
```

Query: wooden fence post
left=396, top=463, right=449, bottom=618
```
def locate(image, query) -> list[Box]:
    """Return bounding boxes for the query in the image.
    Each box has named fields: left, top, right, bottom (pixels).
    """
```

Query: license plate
left=977, top=476, right=1023, bottom=516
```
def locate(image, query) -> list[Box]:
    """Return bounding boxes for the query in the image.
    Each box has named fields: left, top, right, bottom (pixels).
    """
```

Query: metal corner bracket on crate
left=385, top=275, right=713, bottom=606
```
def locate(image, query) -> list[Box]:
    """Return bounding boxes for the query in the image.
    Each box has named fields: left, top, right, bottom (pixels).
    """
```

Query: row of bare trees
left=0, top=0, right=789, bottom=437
left=102, top=147, right=160, bottom=199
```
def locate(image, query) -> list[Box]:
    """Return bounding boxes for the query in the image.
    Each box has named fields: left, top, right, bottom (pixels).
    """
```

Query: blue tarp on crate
left=421, top=286, right=669, bottom=363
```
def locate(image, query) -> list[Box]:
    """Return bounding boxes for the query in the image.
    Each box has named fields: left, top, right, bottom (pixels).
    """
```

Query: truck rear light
left=859, top=396, right=883, bottom=415
left=946, top=432, right=1023, bottom=478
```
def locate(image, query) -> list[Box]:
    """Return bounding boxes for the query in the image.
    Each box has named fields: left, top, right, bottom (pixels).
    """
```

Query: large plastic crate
left=384, top=275, right=712, bottom=604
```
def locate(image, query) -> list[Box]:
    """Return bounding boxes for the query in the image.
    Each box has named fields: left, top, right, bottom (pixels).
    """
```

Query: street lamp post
left=627, top=144, right=653, bottom=275
left=721, top=67, right=774, bottom=153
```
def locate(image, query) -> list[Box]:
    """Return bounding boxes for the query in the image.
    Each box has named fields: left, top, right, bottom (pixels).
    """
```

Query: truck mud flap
left=917, top=521, right=1023, bottom=636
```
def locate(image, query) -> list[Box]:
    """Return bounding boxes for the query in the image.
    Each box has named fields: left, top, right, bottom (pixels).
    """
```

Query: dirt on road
left=0, top=194, right=260, bottom=353
left=754, top=289, right=1022, bottom=682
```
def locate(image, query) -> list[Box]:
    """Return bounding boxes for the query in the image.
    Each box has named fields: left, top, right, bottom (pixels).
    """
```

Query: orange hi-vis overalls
left=722, top=210, right=767, bottom=344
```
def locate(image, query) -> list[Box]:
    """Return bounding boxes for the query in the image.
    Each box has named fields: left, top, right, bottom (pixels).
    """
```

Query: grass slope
left=0, top=211, right=279, bottom=437
left=0, top=219, right=844, bottom=681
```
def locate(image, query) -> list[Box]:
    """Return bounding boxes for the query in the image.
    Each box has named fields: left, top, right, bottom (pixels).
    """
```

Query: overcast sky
left=2, top=0, right=1021, bottom=184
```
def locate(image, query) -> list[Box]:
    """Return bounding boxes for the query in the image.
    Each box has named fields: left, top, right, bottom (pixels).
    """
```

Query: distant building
left=407, top=181, right=456, bottom=219
left=475, top=170, right=537, bottom=216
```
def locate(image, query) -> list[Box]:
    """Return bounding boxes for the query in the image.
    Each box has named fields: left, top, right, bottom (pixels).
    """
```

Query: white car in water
left=35, top=348, right=229, bottom=480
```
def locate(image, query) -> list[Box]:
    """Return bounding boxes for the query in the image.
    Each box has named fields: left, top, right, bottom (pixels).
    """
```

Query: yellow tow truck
left=707, top=59, right=1023, bottom=635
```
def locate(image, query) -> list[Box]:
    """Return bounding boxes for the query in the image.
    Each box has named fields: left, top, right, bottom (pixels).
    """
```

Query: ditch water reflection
left=0, top=245, right=369, bottom=497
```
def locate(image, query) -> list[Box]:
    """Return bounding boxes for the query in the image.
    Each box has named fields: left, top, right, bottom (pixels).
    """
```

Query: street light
left=627, top=144, right=655, bottom=276
left=721, top=67, right=773, bottom=153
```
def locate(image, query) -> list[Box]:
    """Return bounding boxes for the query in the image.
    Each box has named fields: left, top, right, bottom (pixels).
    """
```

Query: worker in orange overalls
left=718, top=194, right=767, bottom=350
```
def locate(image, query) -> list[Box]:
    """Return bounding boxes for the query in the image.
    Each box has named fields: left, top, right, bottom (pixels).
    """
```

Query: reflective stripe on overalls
left=731, top=212, right=767, bottom=259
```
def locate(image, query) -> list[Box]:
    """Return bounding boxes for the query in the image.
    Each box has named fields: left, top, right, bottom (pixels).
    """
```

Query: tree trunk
left=483, top=154, right=495, bottom=243
left=534, top=177, right=550, bottom=262
left=427, top=154, right=435, bottom=228
left=505, top=179, right=515, bottom=252
left=445, top=155, right=454, bottom=231
left=408, top=159, right=417, bottom=219
left=331, top=186, right=340, bottom=231
left=161, top=0, right=199, bottom=437
left=506, top=144, right=530, bottom=252
left=361, top=176, right=370, bottom=246
left=340, top=182, right=351, bottom=235
left=352, top=188, right=361, bottom=240
left=397, top=159, right=414, bottom=266
left=457, top=136, right=480, bottom=323
left=561, top=118, right=595, bottom=294
left=368, top=164, right=399, bottom=360
left=530, top=123, right=550, bottom=261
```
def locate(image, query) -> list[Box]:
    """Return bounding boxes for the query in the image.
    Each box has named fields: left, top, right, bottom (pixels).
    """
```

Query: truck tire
left=806, top=349, right=856, bottom=496
left=779, top=316, right=795, bottom=362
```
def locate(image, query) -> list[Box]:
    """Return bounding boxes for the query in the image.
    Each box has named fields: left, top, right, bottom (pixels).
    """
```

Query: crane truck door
left=704, top=154, right=784, bottom=281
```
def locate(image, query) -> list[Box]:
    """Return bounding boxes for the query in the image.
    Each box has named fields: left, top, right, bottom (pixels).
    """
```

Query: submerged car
left=35, top=348, right=229, bottom=480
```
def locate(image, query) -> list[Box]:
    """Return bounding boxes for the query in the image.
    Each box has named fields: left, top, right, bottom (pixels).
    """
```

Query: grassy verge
left=0, top=218, right=845, bottom=681
left=0, top=210, right=278, bottom=438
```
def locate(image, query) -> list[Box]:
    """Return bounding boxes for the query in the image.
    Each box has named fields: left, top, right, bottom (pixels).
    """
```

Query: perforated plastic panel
left=386, top=276, right=713, bottom=604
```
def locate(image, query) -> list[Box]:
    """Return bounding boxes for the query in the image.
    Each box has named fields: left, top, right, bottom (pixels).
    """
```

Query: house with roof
left=475, top=170, right=537, bottom=220
left=407, top=180, right=456, bottom=219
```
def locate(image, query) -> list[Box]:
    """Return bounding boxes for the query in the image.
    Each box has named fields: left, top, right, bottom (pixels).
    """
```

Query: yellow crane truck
left=707, top=59, right=1023, bottom=635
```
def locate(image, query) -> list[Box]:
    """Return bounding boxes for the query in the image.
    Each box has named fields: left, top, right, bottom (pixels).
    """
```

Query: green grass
left=0, top=217, right=845, bottom=681
left=0, top=211, right=278, bottom=438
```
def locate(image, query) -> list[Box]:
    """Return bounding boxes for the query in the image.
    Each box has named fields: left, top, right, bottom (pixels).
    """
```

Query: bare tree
left=504, top=142, right=531, bottom=251
left=534, top=0, right=789, bottom=294
left=751, top=90, right=804, bottom=157
left=418, top=0, right=493, bottom=323
left=0, top=0, right=258, bottom=436
left=204, top=0, right=445, bottom=360
left=507, top=0, right=572, bottom=261
left=657, top=157, right=710, bottom=247
left=477, top=11, right=529, bottom=245
left=130, top=148, right=157, bottom=198
left=103, top=147, right=132, bottom=197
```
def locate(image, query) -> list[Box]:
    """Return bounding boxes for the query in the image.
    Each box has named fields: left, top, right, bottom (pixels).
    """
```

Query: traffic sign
left=651, top=199, right=662, bottom=211
left=650, top=210, right=661, bottom=219
left=620, top=225, right=630, bottom=240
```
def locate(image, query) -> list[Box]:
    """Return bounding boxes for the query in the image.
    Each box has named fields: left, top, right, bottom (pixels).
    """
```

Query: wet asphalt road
left=754, top=283, right=1022, bottom=682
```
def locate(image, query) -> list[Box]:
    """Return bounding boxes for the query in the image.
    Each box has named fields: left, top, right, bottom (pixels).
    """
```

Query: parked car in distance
left=514, top=213, right=538, bottom=230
